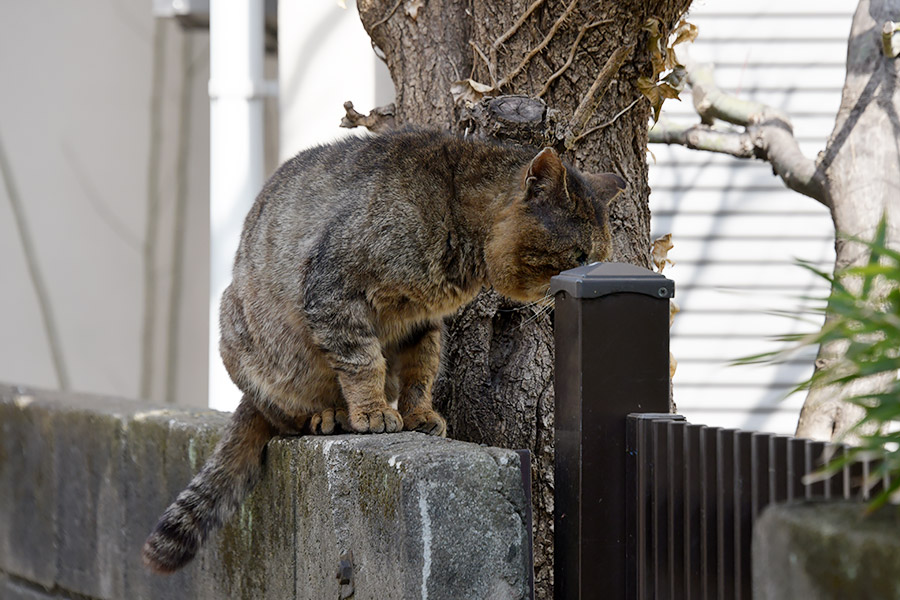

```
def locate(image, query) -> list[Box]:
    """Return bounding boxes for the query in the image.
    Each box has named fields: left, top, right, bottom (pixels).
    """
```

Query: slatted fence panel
left=626, top=413, right=870, bottom=599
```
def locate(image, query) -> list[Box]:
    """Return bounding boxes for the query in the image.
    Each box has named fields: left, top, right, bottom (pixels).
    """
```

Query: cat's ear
left=525, top=147, right=568, bottom=198
left=586, top=172, right=626, bottom=205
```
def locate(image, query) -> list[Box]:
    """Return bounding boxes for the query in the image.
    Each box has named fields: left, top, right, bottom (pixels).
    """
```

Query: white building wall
left=0, top=2, right=212, bottom=407
left=277, top=0, right=394, bottom=161
left=650, top=0, right=854, bottom=433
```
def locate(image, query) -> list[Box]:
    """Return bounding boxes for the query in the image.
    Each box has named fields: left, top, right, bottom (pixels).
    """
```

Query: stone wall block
left=122, top=409, right=228, bottom=600
left=753, top=501, right=900, bottom=600
left=0, top=388, right=60, bottom=588
left=2, top=385, right=533, bottom=600
left=52, top=405, right=129, bottom=599
left=298, top=434, right=531, bottom=600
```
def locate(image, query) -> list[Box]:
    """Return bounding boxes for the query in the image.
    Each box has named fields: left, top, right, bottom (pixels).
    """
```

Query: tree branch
left=340, top=101, right=396, bottom=133
left=650, top=117, right=754, bottom=157
left=650, top=53, right=829, bottom=206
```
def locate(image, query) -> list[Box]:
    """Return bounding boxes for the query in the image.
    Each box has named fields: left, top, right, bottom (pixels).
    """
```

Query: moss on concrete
left=1, top=384, right=531, bottom=600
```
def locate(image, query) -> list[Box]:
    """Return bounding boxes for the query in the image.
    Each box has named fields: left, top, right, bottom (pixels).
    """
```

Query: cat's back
left=236, top=130, right=467, bottom=263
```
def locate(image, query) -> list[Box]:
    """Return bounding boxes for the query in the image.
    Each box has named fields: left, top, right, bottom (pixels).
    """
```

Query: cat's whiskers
left=520, top=302, right=554, bottom=328
left=518, top=289, right=555, bottom=328
left=499, top=295, right=552, bottom=313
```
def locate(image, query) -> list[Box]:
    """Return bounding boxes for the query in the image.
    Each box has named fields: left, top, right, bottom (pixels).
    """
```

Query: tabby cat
left=142, top=129, right=625, bottom=573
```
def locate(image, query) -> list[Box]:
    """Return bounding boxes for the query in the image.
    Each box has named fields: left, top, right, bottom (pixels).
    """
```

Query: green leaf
left=865, top=472, right=900, bottom=514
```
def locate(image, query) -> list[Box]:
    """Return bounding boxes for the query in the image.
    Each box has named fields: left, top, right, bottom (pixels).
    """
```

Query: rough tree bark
left=650, top=0, right=900, bottom=443
left=355, top=2, right=691, bottom=597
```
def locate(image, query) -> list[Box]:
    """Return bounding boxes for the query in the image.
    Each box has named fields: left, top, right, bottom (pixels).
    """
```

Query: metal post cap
left=549, top=262, right=675, bottom=299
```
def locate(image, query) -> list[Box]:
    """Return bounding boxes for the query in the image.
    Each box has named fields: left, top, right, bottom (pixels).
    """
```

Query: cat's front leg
left=395, top=322, right=447, bottom=437
left=336, top=353, right=403, bottom=433
left=304, top=274, right=404, bottom=433
left=308, top=318, right=403, bottom=434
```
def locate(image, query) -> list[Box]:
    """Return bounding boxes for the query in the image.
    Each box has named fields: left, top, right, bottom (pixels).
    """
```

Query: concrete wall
left=0, top=384, right=531, bottom=600
left=753, top=502, right=900, bottom=599
left=0, top=0, right=392, bottom=413
left=0, top=3, right=211, bottom=408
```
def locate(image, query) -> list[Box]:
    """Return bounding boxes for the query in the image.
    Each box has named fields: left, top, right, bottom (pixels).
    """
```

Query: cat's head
left=486, top=147, right=625, bottom=302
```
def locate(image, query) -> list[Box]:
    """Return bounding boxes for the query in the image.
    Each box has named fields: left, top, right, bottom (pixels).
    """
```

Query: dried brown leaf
left=643, top=17, right=666, bottom=79
left=450, top=79, right=495, bottom=105
left=669, top=299, right=680, bottom=327
left=637, top=77, right=665, bottom=122
left=642, top=17, right=662, bottom=40
left=404, top=0, right=424, bottom=20
left=657, top=83, right=682, bottom=100
left=671, top=19, right=699, bottom=47
left=652, top=233, right=675, bottom=273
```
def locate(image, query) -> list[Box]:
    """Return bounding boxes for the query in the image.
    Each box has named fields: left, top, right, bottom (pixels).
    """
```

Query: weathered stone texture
left=753, top=501, right=900, bottom=600
left=0, top=384, right=531, bottom=599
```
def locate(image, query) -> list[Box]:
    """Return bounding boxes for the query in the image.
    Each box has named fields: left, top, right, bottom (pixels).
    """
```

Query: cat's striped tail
left=142, top=397, right=275, bottom=573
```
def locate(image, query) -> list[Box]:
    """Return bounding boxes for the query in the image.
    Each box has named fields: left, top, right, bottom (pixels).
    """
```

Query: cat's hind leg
left=308, top=408, right=350, bottom=435
left=395, top=321, right=447, bottom=437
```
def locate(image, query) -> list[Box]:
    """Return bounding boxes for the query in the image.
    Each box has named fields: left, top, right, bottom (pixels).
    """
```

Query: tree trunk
left=357, top=2, right=691, bottom=597
left=795, top=0, right=900, bottom=441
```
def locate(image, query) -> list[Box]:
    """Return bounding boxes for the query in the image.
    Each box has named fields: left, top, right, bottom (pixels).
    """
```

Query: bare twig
left=140, top=20, right=166, bottom=401
left=496, top=0, right=579, bottom=90
left=0, top=131, right=70, bottom=391
left=538, top=20, right=609, bottom=98
left=566, top=42, right=634, bottom=146
left=340, top=101, right=397, bottom=133
left=567, top=97, right=640, bottom=145
left=371, top=0, right=403, bottom=29
left=651, top=52, right=829, bottom=205
left=470, top=40, right=498, bottom=89
left=649, top=117, right=754, bottom=156
left=491, top=0, right=547, bottom=71
left=882, top=20, right=900, bottom=58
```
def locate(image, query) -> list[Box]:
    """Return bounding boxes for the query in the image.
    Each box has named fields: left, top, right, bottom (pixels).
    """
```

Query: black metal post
left=551, top=262, right=674, bottom=600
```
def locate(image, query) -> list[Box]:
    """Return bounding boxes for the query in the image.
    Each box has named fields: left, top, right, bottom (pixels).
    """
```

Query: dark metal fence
left=549, top=264, right=877, bottom=600
left=625, top=414, right=870, bottom=600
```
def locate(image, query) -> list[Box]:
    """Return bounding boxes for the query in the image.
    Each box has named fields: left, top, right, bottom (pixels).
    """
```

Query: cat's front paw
left=308, top=408, right=350, bottom=435
left=403, top=408, right=447, bottom=437
left=348, top=406, right=403, bottom=434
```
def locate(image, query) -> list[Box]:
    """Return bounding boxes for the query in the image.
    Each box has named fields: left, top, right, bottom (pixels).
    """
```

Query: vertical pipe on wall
left=208, top=0, right=266, bottom=411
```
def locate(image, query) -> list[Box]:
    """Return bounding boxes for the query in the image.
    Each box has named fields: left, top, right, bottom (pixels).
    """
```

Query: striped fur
left=142, top=131, right=624, bottom=574
left=142, top=398, right=275, bottom=573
